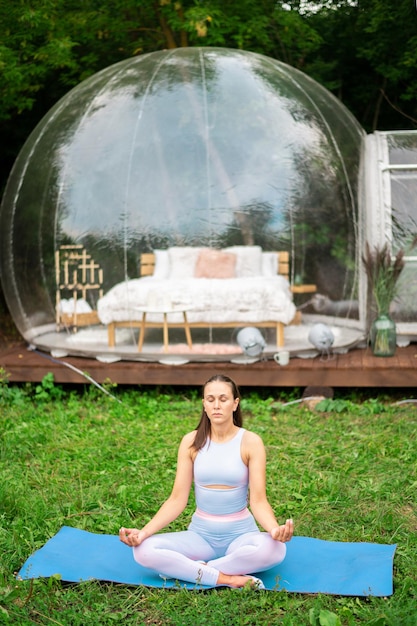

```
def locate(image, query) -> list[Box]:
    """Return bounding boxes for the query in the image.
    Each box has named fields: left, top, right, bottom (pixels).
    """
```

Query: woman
left=119, top=374, right=293, bottom=588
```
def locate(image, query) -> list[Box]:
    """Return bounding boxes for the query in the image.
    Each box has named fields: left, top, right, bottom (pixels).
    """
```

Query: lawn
left=1, top=373, right=416, bottom=625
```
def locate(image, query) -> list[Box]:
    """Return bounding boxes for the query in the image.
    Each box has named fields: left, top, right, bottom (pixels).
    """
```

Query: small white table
left=135, top=306, right=193, bottom=353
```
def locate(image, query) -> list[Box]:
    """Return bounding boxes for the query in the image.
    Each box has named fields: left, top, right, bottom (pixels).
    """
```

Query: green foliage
left=1, top=0, right=416, bottom=133
left=0, top=368, right=28, bottom=405
left=0, top=0, right=322, bottom=126
left=33, top=372, right=65, bottom=402
left=0, top=0, right=78, bottom=121
left=314, top=396, right=388, bottom=414
left=303, top=0, right=417, bottom=131
left=0, top=383, right=416, bottom=623
left=310, top=608, right=341, bottom=626
left=0, top=371, right=66, bottom=404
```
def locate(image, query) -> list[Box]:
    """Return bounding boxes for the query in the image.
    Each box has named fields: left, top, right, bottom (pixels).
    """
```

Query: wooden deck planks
left=1, top=342, right=417, bottom=388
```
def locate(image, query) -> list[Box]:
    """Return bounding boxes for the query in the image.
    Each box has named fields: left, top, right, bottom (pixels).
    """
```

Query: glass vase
left=370, top=314, right=397, bottom=357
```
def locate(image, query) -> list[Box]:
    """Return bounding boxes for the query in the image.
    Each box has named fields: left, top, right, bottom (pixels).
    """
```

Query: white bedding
left=97, top=275, right=296, bottom=326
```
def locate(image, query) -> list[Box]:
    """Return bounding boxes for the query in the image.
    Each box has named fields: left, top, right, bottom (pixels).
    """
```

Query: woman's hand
left=270, top=518, right=294, bottom=543
left=119, top=527, right=147, bottom=547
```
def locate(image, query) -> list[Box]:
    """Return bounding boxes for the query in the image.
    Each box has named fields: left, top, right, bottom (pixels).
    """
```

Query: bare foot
left=217, top=573, right=265, bottom=589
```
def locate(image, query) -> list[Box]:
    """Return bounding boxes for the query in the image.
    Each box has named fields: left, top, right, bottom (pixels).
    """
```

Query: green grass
left=0, top=373, right=416, bottom=625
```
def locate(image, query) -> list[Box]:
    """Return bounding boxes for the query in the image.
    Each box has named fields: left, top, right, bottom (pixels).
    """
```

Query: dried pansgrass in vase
left=362, top=241, right=414, bottom=355
left=362, top=242, right=405, bottom=316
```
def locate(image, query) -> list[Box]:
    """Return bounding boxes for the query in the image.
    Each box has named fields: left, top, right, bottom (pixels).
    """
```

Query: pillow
left=168, top=247, right=203, bottom=279
left=194, top=249, right=236, bottom=279
left=261, top=252, right=278, bottom=277
left=152, top=249, right=170, bottom=279
left=223, top=245, right=263, bottom=277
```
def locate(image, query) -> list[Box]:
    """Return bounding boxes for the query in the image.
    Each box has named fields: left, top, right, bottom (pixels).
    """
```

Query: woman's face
left=202, top=380, right=239, bottom=426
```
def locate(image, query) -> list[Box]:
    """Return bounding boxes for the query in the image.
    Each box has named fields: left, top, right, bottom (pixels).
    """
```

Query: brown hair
left=191, top=374, right=243, bottom=451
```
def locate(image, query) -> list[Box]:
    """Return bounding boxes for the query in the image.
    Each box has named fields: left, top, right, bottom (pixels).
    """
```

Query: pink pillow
left=194, top=249, right=236, bottom=279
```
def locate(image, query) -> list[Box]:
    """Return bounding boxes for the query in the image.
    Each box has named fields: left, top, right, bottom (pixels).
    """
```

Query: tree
left=0, top=0, right=322, bottom=195
left=301, top=0, right=417, bottom=131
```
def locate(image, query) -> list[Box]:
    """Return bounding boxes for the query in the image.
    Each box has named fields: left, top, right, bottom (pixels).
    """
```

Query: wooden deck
left=1, top=342, right=417, bottom=388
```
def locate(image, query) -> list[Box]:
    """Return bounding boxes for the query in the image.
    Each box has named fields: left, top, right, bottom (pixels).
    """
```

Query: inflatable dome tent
left=0, top=47, right=369, bottom=361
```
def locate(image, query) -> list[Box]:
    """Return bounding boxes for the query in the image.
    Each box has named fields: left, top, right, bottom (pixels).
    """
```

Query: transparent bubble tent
left=1, top=47, right=416, bottom=362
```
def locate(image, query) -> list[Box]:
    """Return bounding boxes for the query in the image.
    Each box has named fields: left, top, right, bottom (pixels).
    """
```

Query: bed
left=97, top=246, right=297, bottom=349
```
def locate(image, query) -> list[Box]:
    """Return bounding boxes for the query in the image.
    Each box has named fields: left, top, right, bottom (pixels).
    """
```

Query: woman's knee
left=272, top=539, right=287, bottom=564
left=132, top=539, right=155, bottom=568
left=266, top=536, right=287, bottom=565
left=255, top=534, right=287, bottom=566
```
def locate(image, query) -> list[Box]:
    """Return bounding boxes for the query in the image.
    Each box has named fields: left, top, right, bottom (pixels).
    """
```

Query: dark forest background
left=1, top=0, right=416, bottom=342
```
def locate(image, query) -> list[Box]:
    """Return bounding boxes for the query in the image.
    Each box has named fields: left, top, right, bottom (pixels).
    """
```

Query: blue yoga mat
left=17, top=526, right=396, bottom=596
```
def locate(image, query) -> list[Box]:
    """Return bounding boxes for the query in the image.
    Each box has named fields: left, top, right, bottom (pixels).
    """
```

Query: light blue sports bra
left=193, top=428, right=249, bottom=515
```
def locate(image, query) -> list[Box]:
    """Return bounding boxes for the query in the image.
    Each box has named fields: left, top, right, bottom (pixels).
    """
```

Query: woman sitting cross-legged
left=119, top=373, right=293, bottom=589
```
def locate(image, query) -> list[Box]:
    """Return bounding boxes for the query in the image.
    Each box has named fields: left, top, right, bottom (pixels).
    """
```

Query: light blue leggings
left=133, top=514, right=286, bottom=587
